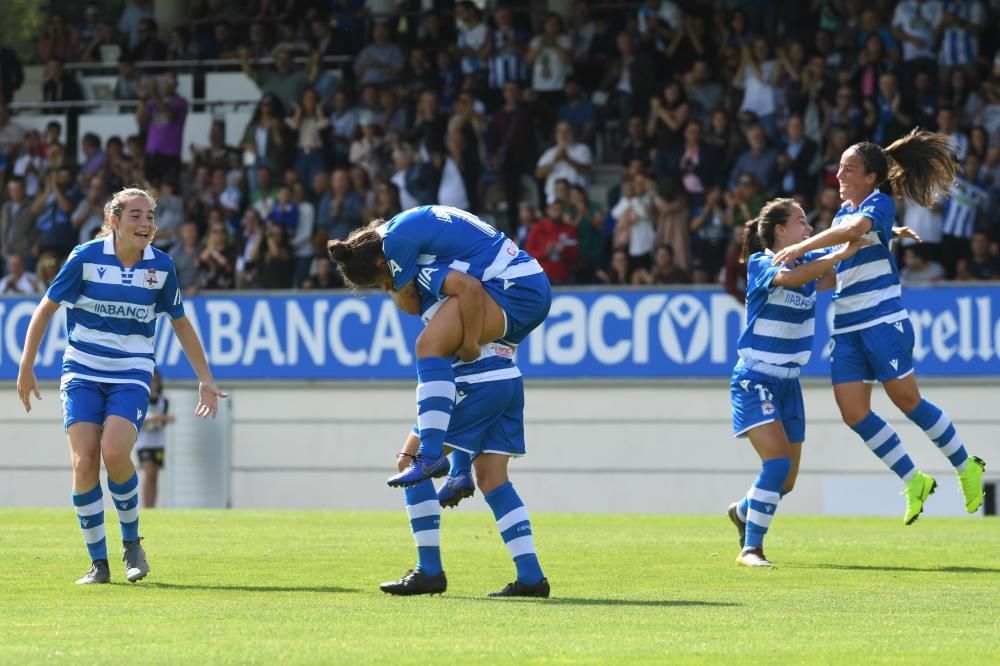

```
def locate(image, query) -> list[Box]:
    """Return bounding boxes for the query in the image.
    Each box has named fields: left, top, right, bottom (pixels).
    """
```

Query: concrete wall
left=2, top=379, right=997, bottom=515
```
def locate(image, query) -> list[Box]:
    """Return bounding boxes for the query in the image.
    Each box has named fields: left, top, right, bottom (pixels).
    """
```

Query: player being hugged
left=16, top=186, right=227, bottom=585
left=772, top=130, right=987, bottom=524
left=728, top=199, right=871, bottom=567
left=327, top=205, right=552, bottom=493
left=379, top=281, right=548, bottom=598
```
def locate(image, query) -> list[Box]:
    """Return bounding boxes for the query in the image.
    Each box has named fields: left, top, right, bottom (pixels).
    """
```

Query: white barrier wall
left=1, top=380, right=997, bottom=515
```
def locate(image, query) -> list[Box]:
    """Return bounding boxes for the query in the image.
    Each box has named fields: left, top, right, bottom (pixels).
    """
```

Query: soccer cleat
left=387, top=454, right=450, bottom=487
left=735, top=547, right=773, bottom=568
left=379, top=569, right=447, bottom=596
left=488, top=577, right=550, bottom=598
left=727, top=502, right=747, bottom=548
left=123, top=538, right=149, bottom=582
left=438, top=472, right=475, bottom=508
left=902, top=471, right=937, bottom=525
left=957, top=456, right=986, bottom=513
left=76, top=559, right=111, bottom=585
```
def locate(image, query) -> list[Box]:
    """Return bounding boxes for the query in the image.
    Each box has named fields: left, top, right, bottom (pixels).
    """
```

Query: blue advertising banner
left=2, top=286, right=999, bottom=380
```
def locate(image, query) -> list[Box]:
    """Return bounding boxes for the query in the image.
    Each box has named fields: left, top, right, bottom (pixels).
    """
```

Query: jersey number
left=430, top=205, right=496, bottom=237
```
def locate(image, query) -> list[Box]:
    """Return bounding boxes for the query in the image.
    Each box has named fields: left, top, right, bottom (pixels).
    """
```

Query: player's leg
left=833, top=331, right=932, bottom=524
left=63, top=382, right=110, bottom=585
left=736, top=421, right=792, bottom=568
left=381, top=433, right=447, bottom=596
left=103, top=384, right=150, bottom=582
left=883, top=365, right=985, bottom=513
left=389, top=295, right=506, bottom=486
left=476, top=380, right=548, bottom=597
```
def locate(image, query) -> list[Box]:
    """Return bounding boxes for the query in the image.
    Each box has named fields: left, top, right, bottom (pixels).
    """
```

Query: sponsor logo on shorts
left=893, top=321, right=904, bottom=333
left=889, top=359, right=898, bottom=371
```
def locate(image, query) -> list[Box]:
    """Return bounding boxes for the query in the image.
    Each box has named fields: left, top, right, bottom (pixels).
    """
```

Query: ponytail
left=884, top=129, right=958, bottom=208
left=326, top=219, right=387, bottom=289
left=739, top=197, right=798, bottom=263
left=852, top=130, right=957, bottom=208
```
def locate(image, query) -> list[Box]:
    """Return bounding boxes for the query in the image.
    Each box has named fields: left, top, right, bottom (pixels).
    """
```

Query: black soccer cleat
left=488, top=577, right=550, bottom=598
left=727, top=502, right=747, bottom=548
left=379, top=569, right=447, bottom=596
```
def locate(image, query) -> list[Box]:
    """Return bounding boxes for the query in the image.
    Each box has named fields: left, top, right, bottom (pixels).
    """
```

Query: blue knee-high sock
left=73, top=483, right=107, bottom=562
left=415, top=357, right=455, bottom=460
left=850, top=412, right=917, bottom=483
left=744, top=457, right=791, bottom=550
left=484, top=482, right=544, bottom=585
left=107, top=473, right=140, bottom=543
left=404, top=480, right=442, bottom=575
left=448, top=450, right=472, bottom=477
left=906, top=399, right=969, bottom=472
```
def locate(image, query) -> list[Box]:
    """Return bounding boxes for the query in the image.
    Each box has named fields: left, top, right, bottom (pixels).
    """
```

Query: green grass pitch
left=2, top=509, right=998, bottom=664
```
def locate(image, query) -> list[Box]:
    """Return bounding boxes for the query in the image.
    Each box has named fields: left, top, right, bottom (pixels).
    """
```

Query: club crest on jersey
left=388, top=259, right=402, bottom=276
left=761, top=400, right=775, bottom=416
left=145, top=269, right=158, bottom=288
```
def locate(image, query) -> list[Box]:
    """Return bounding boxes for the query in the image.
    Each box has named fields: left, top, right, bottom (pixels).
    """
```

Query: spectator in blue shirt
left=556, top=78, right=598, bottom=147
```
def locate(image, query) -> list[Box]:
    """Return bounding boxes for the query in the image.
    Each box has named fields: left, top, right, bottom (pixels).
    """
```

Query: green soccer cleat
left=902, top=471, right=937, bottom=525
left=957, top=456, right=986, bottom=513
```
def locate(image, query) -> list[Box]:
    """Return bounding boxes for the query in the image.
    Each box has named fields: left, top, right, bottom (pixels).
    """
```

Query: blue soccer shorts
left=443, top=376, right=526, bottom=458
left=60, top=379, right=150, bottom=435
left=482, top=269, right=552, bottom=346
left=830, top=318, right=915, bottom=385
left=731, top=366, right=806, bottom=443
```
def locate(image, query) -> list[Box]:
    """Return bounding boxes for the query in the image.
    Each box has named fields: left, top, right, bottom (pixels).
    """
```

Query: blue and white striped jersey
left=942, top=176, right=989, bottom=239
left=938, top=1, right=985, bottom=67
left=830, top=189, right=907, bottom=334
left=737, top=249, right=822, bottom=368
left=380, top=205, right=532, bottom=293
left=46, top=235, right=186, bottom=391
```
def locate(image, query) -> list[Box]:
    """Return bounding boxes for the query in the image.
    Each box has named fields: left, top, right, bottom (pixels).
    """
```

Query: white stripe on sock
left=938, top=433, right=963, bottom=458
left=865, top=424, right=895, bottom=451
left=881, top=443, right=907, bottom=468
left=416, top=381, right=456, bottom=402
left=75, top=498, right=104, bottom=515
left=504, top=534, right=536, bottom=558
left=116, top=507, right=139, bottom=523
left=413, top=529, right=440, bottom=547
left=110, top=489, right=138, bottom=503
left=81, top=525, right=106, bottom=544
left=924, top=413, right=950, bottom=441
left=417, top=410, right=451, bottom=432
left=747, top=508, right=775, bottom=529
left=406, top=499, right=441, bottom=521
left=496, top=506, right=530, bottom=532
left=749, top=487, right=780, bottom=505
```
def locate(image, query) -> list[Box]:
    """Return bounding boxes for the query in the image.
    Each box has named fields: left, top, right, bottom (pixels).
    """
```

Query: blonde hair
left=98, top=186, right=158, bottom=238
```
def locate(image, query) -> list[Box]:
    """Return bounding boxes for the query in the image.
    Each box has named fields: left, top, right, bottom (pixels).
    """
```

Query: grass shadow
left=145, top=582, right=357, bottom=593
left=797, top=563, right=1000, bottom=575
left=465, top=597, right=739, bottom=607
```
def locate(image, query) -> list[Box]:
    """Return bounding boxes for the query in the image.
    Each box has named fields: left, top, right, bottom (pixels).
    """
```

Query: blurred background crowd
left=0, top=0, right=998, bottom=302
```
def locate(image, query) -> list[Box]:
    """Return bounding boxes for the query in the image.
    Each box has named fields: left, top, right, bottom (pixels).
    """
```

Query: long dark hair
left=740, top=197, right=798, bottom=263
left=326, top=220, right=386, bottom=288
left=851, top=129, right=957, bottom=208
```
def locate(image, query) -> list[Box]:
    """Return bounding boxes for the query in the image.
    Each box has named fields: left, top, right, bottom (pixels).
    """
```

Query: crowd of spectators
left=1, top=0, right=999, bottom=301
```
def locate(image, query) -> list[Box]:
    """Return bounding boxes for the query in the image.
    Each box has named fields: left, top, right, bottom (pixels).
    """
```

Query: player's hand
left=16, top=368, right=41, bottom=414
left=195, top=381, right=229, bottom=419
left=771, top=243, right=804, bottom=266
left=839, top=237, right=877, bottom=258
left=892, top=225, right=922, bottom=243
left=457, top=341, right=480, bottom=363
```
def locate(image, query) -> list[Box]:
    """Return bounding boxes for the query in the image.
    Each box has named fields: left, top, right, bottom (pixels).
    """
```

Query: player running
left=773, top=130, right=987, bottom=524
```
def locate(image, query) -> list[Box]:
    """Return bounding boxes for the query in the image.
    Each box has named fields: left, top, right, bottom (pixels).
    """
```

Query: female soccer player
left=773, top=130, right=986, bottom=524
left=379, top=284, right=548, bottom=598
left=16, top=187, right=227, bottom=585
left=327, top=205, right=551, bottom=489
left=729, top=198, right=871, bottom=567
